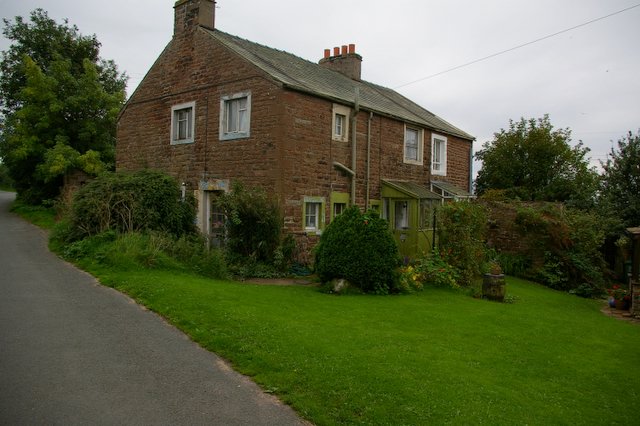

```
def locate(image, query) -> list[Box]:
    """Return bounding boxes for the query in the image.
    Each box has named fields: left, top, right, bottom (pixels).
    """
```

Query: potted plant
left=483, top=260, right=506, bottom=302
left=607, top=284, right=630, bottom=310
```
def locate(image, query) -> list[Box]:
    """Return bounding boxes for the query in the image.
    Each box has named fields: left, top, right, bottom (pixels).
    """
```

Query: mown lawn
left=90, top=268, right=639, bottom=425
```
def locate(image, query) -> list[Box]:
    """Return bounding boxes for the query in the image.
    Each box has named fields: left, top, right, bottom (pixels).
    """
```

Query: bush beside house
left=315, top=206, right=401, bottom=294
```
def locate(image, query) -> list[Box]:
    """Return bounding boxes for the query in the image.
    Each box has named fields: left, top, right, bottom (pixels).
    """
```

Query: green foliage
left=0, top=161, right=14, bottom=190
left=513, top=203, right=607, bottom=296
left=57, top=170, right=196, bottom=242
left=58, top=230, right=227, bottom=280
left=216, top=181, right=284, bottom=264
left=10, top=197, right=56, bottom=229
left=600, top=130, right=640, bottom=229
left=437, top=201, right=487, bottom=286
left=494, top=252, right=531, bottom=277
left=413, top=249, right=461, bottom=289
left=315, top=206, right=401, bottom=294
left=475, top=115, right=599, bottom=208
left=0, top=9, right=126, bottom=204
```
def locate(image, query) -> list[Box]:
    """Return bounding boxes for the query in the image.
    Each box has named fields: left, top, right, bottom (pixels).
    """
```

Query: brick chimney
left=174, top=0, right=216, bottom=36
left=319, top=44, right=362, bottom=81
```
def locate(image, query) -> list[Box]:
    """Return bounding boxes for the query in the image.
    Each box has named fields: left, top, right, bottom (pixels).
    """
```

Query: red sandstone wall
left=116, top=16, right=473, bottom=262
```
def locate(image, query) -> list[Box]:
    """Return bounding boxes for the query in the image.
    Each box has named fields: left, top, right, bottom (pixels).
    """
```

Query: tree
left=475, top=115, right=599, bottom=208
left=0, top=9, right=126, bottom=204
left=600, top=131, right=640, bottom=228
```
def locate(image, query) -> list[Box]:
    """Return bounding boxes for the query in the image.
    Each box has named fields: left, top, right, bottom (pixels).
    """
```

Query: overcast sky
left=2, top=0, right=639, bottom=174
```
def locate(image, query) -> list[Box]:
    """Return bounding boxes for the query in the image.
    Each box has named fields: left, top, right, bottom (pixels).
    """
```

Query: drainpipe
left=469, top=140, right=474, bottom=194
left=351, top=87, right=360, bottom=207
left=366, top=111, right=373, bottom=210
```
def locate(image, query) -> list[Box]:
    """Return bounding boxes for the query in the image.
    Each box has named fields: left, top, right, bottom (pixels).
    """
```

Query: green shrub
left=437, top=202, right=488, bottom=286
left=494, top=252, right=531, bottom=277
left=216, top=181, right=284, bottom=264
left=315, top=207, right=400, bottom=294
left=413, top=249, right=461, bottom=289
left=62, top=169, right=195, bottom=242
left=59, top=230, right=228, bottom=280
left=512, top=204, right=607, bottom=296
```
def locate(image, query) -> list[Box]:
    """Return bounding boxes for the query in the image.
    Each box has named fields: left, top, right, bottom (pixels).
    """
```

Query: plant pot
left=482, top=273, right=506, bottom=302
left=615, top=299, right=629, bottom=310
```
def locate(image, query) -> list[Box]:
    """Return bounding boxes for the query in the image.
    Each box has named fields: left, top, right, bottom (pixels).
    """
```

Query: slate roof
left=382, top=179, right=442, bottom=200
left=205, top=29, right=474, bottom=141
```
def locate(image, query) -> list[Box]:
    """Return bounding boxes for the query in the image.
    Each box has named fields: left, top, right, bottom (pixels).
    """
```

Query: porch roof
left=382, top=180, right=441, bottom=200
left=430, top=181, right=474, bottom=198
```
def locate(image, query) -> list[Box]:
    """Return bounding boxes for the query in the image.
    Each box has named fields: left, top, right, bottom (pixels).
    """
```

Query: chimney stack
left=174, top=0, right=216, bottom=36
left=319, top=43, right=362, bottom=81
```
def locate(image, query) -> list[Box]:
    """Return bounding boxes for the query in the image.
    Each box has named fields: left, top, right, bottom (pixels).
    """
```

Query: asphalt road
left=0, top=191, right=307, bottom=425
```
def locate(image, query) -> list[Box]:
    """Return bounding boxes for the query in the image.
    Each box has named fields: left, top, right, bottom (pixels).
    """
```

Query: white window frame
left=403, top=125, right=424, bottom=165
left=220, top=91, right=251, bottom=140
left=303, top=196, right=325, bottom=233
left=431, top=134, right=448, bottom=176
left=170, top=101, right=196, bottom=145
left=332, top=104, right=350, bottom=142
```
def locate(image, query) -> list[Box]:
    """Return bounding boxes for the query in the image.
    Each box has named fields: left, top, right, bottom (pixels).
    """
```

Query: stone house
left=116, top=0, right=475, bottom=260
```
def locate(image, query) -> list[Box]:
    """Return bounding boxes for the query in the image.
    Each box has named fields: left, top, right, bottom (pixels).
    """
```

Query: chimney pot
left=349, top=44, right=356, bottom=54
left=324, top=49, right=331, bottom=59
left=341, top=45, right=348, bottom=55
left=333, top=47, right=340, bottom=56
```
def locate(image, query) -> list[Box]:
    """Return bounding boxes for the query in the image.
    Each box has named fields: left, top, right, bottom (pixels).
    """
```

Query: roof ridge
left=202, top=28, right=474, bottom=140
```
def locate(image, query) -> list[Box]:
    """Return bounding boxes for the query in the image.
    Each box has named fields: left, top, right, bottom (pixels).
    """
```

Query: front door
left=209, top=192, right=226, bottom=248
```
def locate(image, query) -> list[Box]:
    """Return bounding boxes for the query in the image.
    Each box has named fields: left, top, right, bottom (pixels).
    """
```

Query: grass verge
left=10, top=199, right=57, bottom=230
left=75, top=257, right=640, bottom=425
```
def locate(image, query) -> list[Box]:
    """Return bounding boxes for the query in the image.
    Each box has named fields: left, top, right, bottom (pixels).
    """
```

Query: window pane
left=433, top=139, right=441, bottom=169
left=335, top=114, right=345, bottom=136
left=395, top=201, right=409, bottom=230
left=420, top=200, right=435, bottom=229
left=333, top=202, right=346, bottom=217
left=305, top=202, right=319, bottom=229
left=226, top=101, right=237, bottom=132
left=175, top=108, right=191, bottom=140
left=405, top=128, right=418, bottom=161
left=238, top=98, right=248, bottom=132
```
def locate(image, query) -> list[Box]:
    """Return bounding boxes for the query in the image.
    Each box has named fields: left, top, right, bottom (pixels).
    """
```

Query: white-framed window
left=304, top=196, right=325, bottom=233
left=170, top=101, right=196, bottom=144
left=306, top=202, right=320, bottom=229
left=332, top=104, right=350, bottom=142
left=404, top=125, right=423, bottom=165
left=431, top=134, right=447, bottom=176
left=220, top=92, right=251, bottom=140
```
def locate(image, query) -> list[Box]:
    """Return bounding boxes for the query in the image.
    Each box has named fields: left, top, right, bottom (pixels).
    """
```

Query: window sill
left=171, top=139, right=195, bottom=145
left=220, top=132, right=250, bottom=141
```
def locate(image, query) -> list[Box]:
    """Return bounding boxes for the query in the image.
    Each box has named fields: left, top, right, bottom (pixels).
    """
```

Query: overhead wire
left=394, top=3, right=640, bottom=89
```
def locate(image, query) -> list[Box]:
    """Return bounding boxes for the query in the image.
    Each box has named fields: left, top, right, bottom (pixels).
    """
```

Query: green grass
left=12, top=210, right=640, bottom=425
left=10, top=199, right=57, bottom=230
left=83, top=264, right=640, bottom=425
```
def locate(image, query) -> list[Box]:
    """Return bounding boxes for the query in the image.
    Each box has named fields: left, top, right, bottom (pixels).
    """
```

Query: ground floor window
left=333, top=202, right=346, bottom=217
left=303, top=196, right=325, bottom=233
left=419, top=199, right=438, bottom=230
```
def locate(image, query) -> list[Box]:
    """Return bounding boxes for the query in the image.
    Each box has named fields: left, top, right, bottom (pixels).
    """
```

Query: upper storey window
left=404, top=125, right=423, bottom=165
left=220, top=92, right=251, bottom=140
left=170, top=101, right=195, bottom=145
